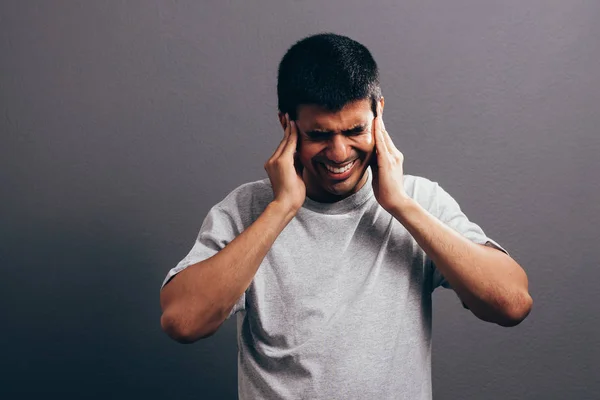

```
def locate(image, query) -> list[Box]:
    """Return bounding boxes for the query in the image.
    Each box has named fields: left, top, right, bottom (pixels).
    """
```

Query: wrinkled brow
left=305, top=123, right=370, bottom=136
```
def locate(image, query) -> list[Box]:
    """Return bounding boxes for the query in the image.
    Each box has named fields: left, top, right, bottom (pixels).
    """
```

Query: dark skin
left=160, top=97, right=532, bottom=345
left=278, top=98, right=379, bottom=203
left=276, top=98, right=532, bottom=326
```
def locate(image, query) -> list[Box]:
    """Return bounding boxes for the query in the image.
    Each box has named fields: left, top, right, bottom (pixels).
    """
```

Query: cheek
left=356, top=135, right=374, bottom=153
left=297, top=145, right=319, bottom=166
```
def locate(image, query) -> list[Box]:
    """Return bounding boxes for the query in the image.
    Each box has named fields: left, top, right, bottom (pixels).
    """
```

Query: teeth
left=325, top=160, right=355, bottom=174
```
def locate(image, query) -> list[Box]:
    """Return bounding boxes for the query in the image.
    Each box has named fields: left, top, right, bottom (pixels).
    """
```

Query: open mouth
left=320, top=159, right=357, bottom=180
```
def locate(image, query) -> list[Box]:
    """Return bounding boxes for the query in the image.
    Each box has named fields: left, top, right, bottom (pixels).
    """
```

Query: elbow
left=160, top=310, right=219, bottom=344
left=496, top=292, right=533, bottom=327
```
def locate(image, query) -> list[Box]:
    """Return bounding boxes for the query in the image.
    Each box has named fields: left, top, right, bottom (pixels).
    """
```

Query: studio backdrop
left=1, top=1, right=598, bottom=399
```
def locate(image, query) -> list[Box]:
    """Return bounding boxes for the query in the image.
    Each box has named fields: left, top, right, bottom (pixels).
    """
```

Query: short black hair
left=277, top=33, right=382, bottom=120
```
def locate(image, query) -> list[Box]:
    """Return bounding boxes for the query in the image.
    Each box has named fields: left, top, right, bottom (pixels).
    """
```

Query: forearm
left=390, top=198, right=532, bottom=326
left=160, top=200, right=297, bottom=342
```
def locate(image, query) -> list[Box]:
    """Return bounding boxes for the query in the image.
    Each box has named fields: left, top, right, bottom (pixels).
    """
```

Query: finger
left=285, top=120, right=304, bottom=176
left=294, top=151, right=304, bottom=176
left=368, top=150, right=378, bottom=171
left=272, top=114, right=291, bottom=159
left=282, top=119, right=298, bottom=158
left=381, top=122, right=398, bottom=154
left=374, top=104, right=388, bottom=153
left=373, top=107, right=390, bottom=167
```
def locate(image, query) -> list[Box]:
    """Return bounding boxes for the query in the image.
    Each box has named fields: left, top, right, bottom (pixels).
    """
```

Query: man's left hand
left=370, top=106, right=409, bottom=213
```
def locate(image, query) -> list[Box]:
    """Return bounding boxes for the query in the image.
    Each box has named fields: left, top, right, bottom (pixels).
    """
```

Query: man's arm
left=160, top=114, right=305, bottom=343
left=368, top=104, right=531, bottom=327
left=390, top=198, right=532, bottom=327
left=160, top=200, right=297, bottom=343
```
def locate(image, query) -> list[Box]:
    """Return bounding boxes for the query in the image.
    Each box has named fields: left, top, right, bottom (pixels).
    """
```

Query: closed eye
left=346, top=129, right=366, bottom=136
left=306, top=126, right=368, bottom=140
left=306, top=132, right=331, bottom=140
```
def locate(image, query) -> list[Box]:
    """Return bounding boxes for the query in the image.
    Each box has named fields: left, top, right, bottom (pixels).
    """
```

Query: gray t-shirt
left=161, top=167, right=508, bottom=399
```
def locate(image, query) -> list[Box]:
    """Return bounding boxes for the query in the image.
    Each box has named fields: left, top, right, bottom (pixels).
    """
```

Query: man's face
left=288, top=98, right=383, bottom=203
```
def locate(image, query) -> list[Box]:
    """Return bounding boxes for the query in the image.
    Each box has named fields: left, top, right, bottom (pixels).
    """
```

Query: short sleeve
left=161, top=205, right=246, bottom=319
left=428, top=182, right=509, bottom=292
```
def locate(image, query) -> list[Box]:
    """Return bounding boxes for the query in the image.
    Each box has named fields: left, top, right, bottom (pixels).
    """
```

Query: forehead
left=296, top=99, right=373, bottom=131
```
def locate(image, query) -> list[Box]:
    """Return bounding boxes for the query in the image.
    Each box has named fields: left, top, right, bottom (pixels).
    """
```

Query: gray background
left=1, top=1, right=598, bottom=399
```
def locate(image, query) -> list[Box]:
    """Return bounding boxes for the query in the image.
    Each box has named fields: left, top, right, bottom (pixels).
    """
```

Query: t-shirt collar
left=301, top=167, right=374, bottom=214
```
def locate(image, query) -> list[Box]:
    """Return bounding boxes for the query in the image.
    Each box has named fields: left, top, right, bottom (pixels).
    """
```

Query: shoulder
left=403, top=174, right=441, bottom=210
left=220, top=176, right=273, bottom=204
left=403, top=174, right=439, bottom=192
left=212, top=176, right=274, bottom=223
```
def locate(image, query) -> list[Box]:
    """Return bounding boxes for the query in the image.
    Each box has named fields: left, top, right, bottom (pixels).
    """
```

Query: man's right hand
left=264, top=113, right=306, bottom=214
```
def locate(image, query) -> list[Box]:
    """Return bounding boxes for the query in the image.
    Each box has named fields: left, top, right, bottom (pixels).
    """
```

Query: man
left=160, top=33, right=532, bottom=399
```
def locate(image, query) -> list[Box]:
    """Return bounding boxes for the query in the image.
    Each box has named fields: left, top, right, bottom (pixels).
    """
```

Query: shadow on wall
left=1, top=212, right=238, bottom=399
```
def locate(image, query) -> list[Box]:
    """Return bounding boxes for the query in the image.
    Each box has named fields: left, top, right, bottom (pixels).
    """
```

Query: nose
left=324, top=134, right=351, bottom=164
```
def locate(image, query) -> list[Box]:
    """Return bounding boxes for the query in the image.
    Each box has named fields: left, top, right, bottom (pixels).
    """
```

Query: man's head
left=277, top=33, right=384, bottom=203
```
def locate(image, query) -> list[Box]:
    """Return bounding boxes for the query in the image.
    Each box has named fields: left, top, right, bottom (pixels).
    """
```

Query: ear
left=379, top=97, right=385, bottom=117
left=278, top=112, right=287, bottom=130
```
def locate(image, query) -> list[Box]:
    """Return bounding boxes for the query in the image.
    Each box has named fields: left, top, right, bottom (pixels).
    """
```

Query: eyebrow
left=304, top=123, right=369, bottom=136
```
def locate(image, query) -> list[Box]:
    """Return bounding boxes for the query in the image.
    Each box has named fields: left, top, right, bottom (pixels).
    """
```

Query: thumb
left=294, top=152, right=304, bottom=176
left=369, top=151, right=378, bottom=173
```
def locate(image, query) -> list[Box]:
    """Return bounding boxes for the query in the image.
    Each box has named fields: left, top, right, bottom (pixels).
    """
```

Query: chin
left=305, top=158, right=369, bottom=201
